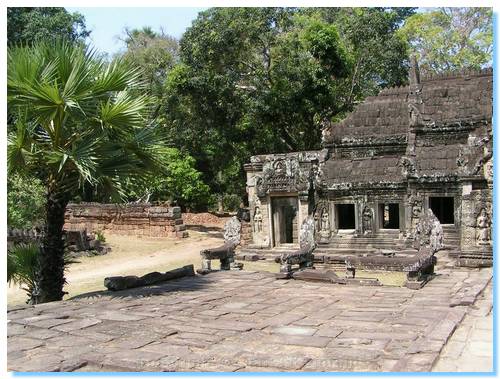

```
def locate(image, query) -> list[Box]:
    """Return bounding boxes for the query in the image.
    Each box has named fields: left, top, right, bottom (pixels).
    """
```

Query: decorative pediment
left=255, top=157, right=309, bottom=197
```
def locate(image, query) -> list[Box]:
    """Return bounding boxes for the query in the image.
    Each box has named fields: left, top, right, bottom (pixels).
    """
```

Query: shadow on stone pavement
left=69, top=274, right=210, bottom=301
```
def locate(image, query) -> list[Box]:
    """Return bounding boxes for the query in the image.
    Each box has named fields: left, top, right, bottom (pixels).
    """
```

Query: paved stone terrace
left=7, top=267, right=493, bottom=372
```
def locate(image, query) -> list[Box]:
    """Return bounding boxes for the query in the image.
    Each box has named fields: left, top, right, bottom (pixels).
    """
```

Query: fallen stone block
left=104, top=265, right=195, bottom=291
left=291, top=268, right=338, bottom=282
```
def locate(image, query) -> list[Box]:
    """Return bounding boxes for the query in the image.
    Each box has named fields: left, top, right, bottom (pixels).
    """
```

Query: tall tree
left=305, top=7, right=416, bottom=104
left=8, top=40, right=167, bottom=302
left=121, top=27, right=179, bottom=110
left=7, top=7, right=90, bottom=46
left=163, top=7, right=414, bottom=200
left=398, top=7, right=493, bottom=75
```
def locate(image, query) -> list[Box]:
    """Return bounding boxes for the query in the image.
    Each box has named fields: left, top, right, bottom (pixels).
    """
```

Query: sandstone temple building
left=243, top=60, right=493, bottom=267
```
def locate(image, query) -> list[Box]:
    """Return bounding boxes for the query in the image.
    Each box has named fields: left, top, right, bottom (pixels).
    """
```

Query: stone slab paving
left=7, top=267, right=492, bottom=372
left=432, top=280, right=493, bottom=372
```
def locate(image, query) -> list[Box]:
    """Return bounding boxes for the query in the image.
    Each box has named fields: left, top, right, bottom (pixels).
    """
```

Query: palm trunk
left=38, top=189, right=69, bottom=303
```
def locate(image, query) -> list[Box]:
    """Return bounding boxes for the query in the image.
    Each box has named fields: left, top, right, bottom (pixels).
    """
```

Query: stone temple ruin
left=65, top=202, right=188, bottom=238
left=241, top=59, right=493, bottom=279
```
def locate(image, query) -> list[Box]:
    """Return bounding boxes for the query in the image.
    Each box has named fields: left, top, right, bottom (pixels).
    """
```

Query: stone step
left=321, top=244, right=404, bottom=249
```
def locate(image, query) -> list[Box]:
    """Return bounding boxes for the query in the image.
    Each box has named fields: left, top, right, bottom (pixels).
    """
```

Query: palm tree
left=7, top=243, right=41, bottom=304
left=7, top=39, right=167, bottom=303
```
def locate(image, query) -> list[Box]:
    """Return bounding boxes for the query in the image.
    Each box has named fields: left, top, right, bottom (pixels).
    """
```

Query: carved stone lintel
left=255, top=157, right=310, bottom=197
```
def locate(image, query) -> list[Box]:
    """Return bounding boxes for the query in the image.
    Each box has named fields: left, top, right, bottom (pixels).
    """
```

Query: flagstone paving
left=7, top=267, right=493, bottom=372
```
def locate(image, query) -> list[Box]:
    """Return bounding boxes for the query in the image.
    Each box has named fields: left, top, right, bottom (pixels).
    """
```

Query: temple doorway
left=271, top=197, right=298, bottom=246
left=429, top=196, right=455, bottom=224
left=336, top=203, right=356, bottom=230
left=379, top=203, right=400, bottom=229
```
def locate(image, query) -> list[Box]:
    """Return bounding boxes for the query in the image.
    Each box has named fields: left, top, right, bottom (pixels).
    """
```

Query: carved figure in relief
left=484, top=157, right=493, bottom=182
left=299, top=216, right=316, bottom=252
left=319, top=208, right=331, bottom=239
left=476, top=208, right=491, bottom=245
left=223, top=216, right=241, bottom=246
left=398, top=156, right=416, bottom=178
left=409, top=195, right=423, bottom=218
left=253, top=206, right=263, bottom=233
left=314, top=211, right=320, bottom=234
left=321, top=209, right=330, bottom=232
left=362, top=206, right=373, bottom=235
left=429, top=218, right=444, bottom=252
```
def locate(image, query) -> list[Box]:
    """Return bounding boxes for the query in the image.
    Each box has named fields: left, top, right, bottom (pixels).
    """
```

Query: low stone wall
left=7, top=228, right=43, bottom=250
left=64, top=203, right=188, bottom=238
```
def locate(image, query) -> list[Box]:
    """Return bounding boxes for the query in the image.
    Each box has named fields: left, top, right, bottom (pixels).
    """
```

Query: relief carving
left=408, top=194, right=423, bottom=218
left=484, top=156, right=493, bottom=183
left=299, top=215, right=316, bottom=252
left=456, top=150, right=469, bottom=168
left=362, top=206, right=374, bottom=235
left=398, top=156, right=416, bottom=178
left=255, top=157, right=310, bottom=197
left=414, top=209, right=443, bottom=253
left=408, top=102, right=435, bottom=128
left=476, top=208, right=491, bottom=246
left=223, top=216, right=241, bottom=246
left=321, top=119, right=333, bottom=145
left=314, top=201, right=331, bottom=240
left=253, top=206, right=263, bottom=233
left=311, top=162, right=326, bottom=192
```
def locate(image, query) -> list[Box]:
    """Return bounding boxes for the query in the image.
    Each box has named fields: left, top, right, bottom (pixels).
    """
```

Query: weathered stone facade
left=243, top=60, right=493, bottom=267
left=64, top=203, right=188, bottom=238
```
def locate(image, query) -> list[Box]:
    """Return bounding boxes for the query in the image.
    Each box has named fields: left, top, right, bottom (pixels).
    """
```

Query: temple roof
left=319, top=64, right=492, bottom=188
left=246, top=63, right=493, bottom=190
left=323, top=156, right=403, bottom=186
left=322, top=67, right=493, bottom=146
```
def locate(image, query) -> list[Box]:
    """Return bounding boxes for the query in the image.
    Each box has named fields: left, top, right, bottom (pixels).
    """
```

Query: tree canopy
left=7, top=39, right=168, bottom=301
left=7, top=6, right=493, bottom=215
left=398, top=7, right=493, bottom=75
left=121, top=27, right=179, bottom=105
left=7, top=7, right=90, bottom=46
left=161, top=7, right=416, bottom=201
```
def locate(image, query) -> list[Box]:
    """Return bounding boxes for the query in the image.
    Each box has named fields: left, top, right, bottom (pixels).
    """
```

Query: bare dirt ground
left=7, top=225, right=406, bottom=305
left=7, top=229, right=223, bottom=306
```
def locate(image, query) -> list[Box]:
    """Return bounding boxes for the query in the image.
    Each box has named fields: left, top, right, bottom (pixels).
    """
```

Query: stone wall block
left=64, top=203, right=188, bottom=239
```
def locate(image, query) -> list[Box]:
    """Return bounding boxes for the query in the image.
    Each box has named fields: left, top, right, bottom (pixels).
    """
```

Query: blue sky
left=66, top=7, right=208, bottom=56
left=68, top=7, right=437, bottom=57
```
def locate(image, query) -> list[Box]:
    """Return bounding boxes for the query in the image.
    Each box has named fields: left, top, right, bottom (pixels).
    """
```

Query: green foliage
left=7, top=243, right=77, bottom=304
left=8, top=39, right=168, bottom=301
left=8, top=39, right=168, bottom=200
left=301, top=17, right=352, bottom=77
left=123, top=148, right=211, bottom=210
left=222, top=194, right=242, bottom=212
left=7, top=174, right=46, bottom=229
left=120, top=27, right=179, bottom=117
left=95, top=231, right=106, bottom=243
left=398, top=7, right=492, bottom=75
left=163, top=7, right=415, bottom=202
left=7, top=7, right=90, bottom=46
left=306, top=8, right=416, bottom=100
left=160, top=149, right=211, bottom=209
left=7, top=243, right=41, bottom=304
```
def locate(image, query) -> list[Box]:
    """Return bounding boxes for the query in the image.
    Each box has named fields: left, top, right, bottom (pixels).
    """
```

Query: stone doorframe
left=268, top=194, right=303, bottom=248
